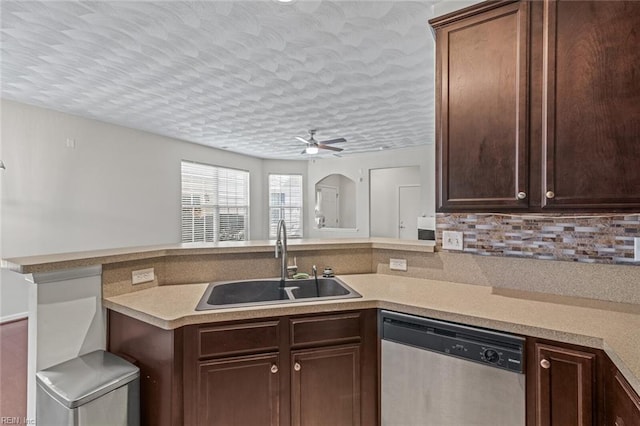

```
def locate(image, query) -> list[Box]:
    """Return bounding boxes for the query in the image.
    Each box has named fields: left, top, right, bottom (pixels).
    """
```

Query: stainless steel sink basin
left=196, top=277, right=361, bottom=310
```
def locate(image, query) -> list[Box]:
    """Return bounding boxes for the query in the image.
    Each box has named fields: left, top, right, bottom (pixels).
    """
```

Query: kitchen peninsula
left=4, top=237, right=640, bottom=425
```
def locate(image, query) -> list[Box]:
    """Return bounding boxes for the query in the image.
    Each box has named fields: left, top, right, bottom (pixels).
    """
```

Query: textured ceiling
left=1, top=0, right=442, bottom=159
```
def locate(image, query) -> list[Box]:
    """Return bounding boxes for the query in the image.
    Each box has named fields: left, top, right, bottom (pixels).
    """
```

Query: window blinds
left=269, top=174, right=303, bottom=238
left=181, top=161, right=250, bottom=242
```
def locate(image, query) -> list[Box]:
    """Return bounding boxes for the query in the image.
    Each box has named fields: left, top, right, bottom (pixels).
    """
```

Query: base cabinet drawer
left=290, top=312, right=361, bottom=348
left=198, top=320, right=280, bottom=358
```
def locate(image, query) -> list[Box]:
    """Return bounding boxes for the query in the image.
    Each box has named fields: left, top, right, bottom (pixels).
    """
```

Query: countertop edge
left=4, top=238, right=435, bottom=274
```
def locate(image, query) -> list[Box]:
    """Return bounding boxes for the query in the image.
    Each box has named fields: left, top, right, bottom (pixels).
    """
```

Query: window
left=181, top=161, right=250, bottom=242
left=269, top=174, right=303, bottom=239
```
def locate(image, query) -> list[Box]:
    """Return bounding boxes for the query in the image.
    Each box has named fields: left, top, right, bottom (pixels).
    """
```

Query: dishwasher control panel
left=380, top=310, right=524, bottom=373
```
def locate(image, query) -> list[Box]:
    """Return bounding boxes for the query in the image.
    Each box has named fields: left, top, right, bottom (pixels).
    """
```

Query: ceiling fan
left=296, top=129, right=346, bottom=155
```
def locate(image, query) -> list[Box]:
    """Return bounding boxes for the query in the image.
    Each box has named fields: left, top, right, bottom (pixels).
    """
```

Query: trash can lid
left=36, top=350, right=139, bottom=409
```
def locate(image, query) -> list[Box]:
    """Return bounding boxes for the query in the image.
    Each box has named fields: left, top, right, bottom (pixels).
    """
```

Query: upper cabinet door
left=433, top=2, right=530, bottom=211
left=541, top=0, right=640, bottom=209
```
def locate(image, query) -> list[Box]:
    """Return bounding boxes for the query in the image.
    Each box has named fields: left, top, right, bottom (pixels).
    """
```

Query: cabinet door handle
left=540, top=359, right=551, bottom=369
left=517, top=192, right=527, bottom=200
left=294, top=362, right=301, bottom=371
left=545, top=191, right=555, bottom=199
left=270, top=364, right=278, bottom=374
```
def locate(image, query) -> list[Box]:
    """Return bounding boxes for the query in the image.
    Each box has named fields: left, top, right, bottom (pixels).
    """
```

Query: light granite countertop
left=2, top=238, right=435, bottom=274
left=104, top=273, right=640, bottom=396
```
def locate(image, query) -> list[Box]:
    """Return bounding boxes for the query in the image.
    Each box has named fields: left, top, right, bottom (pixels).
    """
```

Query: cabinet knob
left=517, top=192, right=527, bottom=200
left=540, top=359, right=551, bottom=369
left=270, top=364, right=278, bottom=374
left=615, top=415, right=625, bottom=426
left=294, top=362, right=301, bottom=372
left=545, top=191, right=555, bottom=199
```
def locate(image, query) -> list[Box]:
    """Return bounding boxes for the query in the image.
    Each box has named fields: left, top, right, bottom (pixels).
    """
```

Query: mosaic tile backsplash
left=437, top=213, right=640, bottom=265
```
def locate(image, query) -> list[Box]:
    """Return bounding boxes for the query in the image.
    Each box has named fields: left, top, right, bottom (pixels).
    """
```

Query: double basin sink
left=196, top=277, right=362, bottom=310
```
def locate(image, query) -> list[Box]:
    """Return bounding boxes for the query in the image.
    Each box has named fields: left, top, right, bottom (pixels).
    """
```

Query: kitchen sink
left=195, top=277, right=361, bottom=310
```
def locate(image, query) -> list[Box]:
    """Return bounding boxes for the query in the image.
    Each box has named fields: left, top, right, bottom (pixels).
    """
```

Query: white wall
left=0, top=101, right=436, bottom=319
left=370, top=166, right=421, bottom=238
left=431, top=0, right=485, bottom=18
left=0, top=100, right=306, bottom=320
left=338, top=174, right=357, bottom=228
left=307, top=146, right=435, bottom=238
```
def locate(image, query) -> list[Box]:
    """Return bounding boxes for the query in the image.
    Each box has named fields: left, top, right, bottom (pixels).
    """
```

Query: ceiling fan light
left=306, top=145, right=319, bottom=154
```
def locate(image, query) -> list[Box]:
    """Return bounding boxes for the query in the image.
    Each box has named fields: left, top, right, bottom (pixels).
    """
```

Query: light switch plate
left=390, top=258, right=407, bottom=271
left=132, top=268, right=154, bottom=284
left=442, top=231, right=464, bottom=250
left=635, top=237, right=640, bottom=261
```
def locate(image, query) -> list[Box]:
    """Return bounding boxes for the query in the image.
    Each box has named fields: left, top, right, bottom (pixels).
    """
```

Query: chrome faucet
left=275, top=219, right=288, bottom=283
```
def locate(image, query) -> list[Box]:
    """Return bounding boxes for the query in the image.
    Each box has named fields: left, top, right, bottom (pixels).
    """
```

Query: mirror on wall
left=315, top=174, right=356, bottom=229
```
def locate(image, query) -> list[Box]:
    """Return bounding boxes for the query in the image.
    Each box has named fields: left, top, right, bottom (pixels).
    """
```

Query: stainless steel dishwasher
left=380, top=310, right=526, bottom=426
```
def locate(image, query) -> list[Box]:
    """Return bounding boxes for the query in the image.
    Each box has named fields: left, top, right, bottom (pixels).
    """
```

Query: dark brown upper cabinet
left=537, top=0, right=640, bottom=209
left=431, top=0, right=640, bottom=212
left=432, top=1, right=530, bottom=211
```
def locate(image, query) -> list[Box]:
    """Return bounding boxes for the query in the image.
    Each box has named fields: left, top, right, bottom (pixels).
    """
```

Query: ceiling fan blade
left=318, top=137, right=346, bottom=145
left=295, top=136, right=310, bottom=144
left=318, top=144, right=344, bottom=152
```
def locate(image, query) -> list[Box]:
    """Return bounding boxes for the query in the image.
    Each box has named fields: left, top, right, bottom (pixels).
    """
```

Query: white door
left=398, top=185, right=420, bottom=239
left=317, top=185, right=339, bottom=228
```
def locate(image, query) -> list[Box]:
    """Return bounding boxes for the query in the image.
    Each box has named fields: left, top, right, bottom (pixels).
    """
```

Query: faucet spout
left=275, top=220, right=288, bottom=283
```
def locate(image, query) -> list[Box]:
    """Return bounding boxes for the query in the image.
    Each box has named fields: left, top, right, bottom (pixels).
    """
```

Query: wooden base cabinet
left=108, top=311, right=184, bottom=426
left=183, top=309, right=377, bottom=426
left=526, top=337, right=640, bottom=426
left=109, top=309, right=640, bottom=426
left=605, top=358, right=640, bottom=426
left=196, top=353, right=280, bottom=426
left=529, top=340, right=598, bottom=426
left=291, top=345, right=361, bottom=426
left=108, top=309, right=376, bottom=426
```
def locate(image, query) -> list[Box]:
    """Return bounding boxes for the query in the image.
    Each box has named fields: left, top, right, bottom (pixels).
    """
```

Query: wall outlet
left=442, top=231, right=464, bottom=250
left=132, top=268, right=154, bottom=284
left=635, top=237, right=640, bottom=262
left=390, top=258, right=408, bottom=271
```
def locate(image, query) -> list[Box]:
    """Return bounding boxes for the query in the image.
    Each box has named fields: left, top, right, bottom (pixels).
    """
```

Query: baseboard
left=0, top=312, right=28, bottom=324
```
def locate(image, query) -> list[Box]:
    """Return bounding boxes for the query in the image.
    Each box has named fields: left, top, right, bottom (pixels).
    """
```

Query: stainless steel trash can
left=36, top=350, right=139, bottom=426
